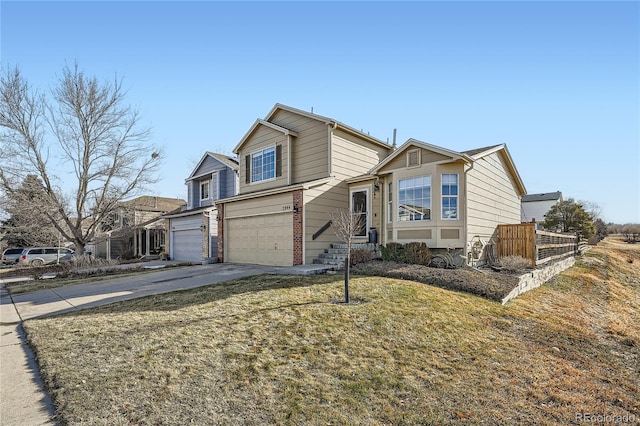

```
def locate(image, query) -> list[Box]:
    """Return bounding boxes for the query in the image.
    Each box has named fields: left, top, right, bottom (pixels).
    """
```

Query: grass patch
left=24, top=240, right=639, bottom=425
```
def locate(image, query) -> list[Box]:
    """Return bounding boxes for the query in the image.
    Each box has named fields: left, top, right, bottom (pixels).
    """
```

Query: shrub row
left=380, top=242, right=432, bottom=266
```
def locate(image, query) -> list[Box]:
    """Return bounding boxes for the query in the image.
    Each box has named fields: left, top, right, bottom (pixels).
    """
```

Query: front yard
left=23, top=240, right=640, bottom=424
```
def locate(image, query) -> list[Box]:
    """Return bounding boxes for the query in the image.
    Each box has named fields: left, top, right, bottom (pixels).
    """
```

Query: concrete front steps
left=312, top=243, right=378, bottom=270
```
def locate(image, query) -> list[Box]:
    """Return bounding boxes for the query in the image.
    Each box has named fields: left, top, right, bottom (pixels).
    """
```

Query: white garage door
left=171, top=216, right=202, bottom=262
left=226, top=213, right=293, bottom=266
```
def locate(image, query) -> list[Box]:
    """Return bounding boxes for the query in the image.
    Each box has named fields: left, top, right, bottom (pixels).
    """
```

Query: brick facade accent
left=217, top=203, right=224, bottom=263
left=293, top=189, right=303, bottom=265
left=201, top=213, right=209, bottom=259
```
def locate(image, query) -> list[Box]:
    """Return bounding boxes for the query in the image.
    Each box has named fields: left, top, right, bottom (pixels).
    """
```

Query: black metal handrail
left=312, top=220, right=332, bottom=240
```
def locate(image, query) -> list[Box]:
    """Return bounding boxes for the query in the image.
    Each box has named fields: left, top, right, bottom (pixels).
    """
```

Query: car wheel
left=31, top=259, right=44, bottom=267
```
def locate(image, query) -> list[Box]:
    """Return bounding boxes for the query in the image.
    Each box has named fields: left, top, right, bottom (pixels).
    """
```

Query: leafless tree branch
left=1, top=64, right=161, bottom=253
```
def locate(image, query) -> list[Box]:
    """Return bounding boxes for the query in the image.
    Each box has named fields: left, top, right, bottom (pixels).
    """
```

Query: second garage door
left=226, top=213, right=293, bottom=266
left=170, top=215, right=203, bottom=262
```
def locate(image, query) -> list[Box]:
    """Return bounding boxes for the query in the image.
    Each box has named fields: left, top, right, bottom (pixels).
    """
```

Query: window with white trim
left=387, top=182, right=393, bottom=223
left=398, top=176, right=431, bottom=221
left=200, top=181, right=210, bottom=200
left=441, top=173, right=458, bottom=220
left=251, top=147, right=276, bottom=183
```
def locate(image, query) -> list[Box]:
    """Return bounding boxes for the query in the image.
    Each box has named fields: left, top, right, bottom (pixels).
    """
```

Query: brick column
left=201, top=213, right=209, bottom=260
left=293, top=189, right=303, bottom=265
left=217, top=203, right=224, bottom=263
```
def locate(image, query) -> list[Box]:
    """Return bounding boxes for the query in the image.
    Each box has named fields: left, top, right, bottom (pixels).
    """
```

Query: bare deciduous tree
left=0, top=64, right=162, bottom=254
left=329, top=208, right=365, bottom=304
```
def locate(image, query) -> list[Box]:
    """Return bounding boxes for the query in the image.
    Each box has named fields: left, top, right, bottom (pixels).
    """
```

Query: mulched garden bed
left=352, top=260, right=522, bottom=302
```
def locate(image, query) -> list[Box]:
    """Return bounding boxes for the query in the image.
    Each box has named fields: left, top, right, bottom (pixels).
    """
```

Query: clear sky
left=2, top=1, right=639, bottom=224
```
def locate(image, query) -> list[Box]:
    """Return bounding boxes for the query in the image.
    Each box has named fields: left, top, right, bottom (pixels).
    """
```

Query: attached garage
left=222, top=191, right=299, bottom=267
left=169, top=215, right=203, bottom=262
left=226, top=212, right=293, bottom=266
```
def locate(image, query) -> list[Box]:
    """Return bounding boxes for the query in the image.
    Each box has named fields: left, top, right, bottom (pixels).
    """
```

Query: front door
left=350, top=189, right=369, bottom=237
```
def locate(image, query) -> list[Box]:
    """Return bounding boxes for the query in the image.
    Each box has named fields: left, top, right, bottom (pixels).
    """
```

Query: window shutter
left=245, top=154, right=250, bottom=184
left=275, top=145, right=282, bottom=177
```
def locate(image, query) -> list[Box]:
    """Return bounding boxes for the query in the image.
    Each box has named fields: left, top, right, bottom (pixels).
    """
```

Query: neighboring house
left=164, top=152, right=239, bottom=262
left=216, top=103, right=527, bottom=267
left=94, top=196, right=185, bottom=260
left=520, top=191, right=563, bottom=224
left=216, top=103, right=393, bottom=266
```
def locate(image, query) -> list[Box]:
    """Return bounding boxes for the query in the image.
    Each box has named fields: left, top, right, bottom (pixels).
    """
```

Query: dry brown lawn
left=24, top=238, right=639, bottom=425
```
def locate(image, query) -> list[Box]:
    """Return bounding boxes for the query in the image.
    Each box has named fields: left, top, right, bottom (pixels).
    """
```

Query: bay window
left=398, top=176, right=431, bottom=221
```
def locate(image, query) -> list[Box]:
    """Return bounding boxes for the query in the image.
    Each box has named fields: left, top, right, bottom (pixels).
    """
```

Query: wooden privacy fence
left=497, top=223, right=578, bottom=267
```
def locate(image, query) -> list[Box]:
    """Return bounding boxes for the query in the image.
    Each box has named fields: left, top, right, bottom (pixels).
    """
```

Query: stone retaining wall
left=501, top=256, right=576, bottom=305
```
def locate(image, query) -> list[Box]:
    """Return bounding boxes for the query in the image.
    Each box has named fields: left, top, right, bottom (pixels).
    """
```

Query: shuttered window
left=246, top=145, right=282, bottom=184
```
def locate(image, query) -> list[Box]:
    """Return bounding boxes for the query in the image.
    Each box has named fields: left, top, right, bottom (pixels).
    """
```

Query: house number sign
left=282, top=205, right=293, bottom=211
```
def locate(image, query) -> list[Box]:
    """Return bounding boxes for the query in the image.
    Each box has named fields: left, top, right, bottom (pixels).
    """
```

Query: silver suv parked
left=1, top=248, right=23, bottom=265
left=18, top=247, right=75, bottom=267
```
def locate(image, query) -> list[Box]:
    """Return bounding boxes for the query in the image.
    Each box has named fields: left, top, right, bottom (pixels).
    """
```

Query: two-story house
left=521, top=191, right=563, bottom=224
left=165, top=152, right=238, bottom=262
left=94, top=195, right=186, bottom=260
left=216, top=103, right=527, bottom=267
left=216, top=104, right=392, bottom=266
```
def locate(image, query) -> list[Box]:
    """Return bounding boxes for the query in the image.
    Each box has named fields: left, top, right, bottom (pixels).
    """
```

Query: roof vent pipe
left=392, top=128, right=397, bottom=149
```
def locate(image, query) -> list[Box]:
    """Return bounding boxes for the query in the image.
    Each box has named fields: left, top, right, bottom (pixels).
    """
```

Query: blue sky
left=2, top=1, right=639, bottom=224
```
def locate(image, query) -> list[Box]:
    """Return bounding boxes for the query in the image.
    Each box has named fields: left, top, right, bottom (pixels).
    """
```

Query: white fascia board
left=233, top=119, right=298, bottom=154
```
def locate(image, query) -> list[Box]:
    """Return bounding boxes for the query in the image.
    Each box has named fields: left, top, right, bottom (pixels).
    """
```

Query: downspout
left=287, top=134, right=292, bottom=185
left=463, top=158, right=474, bottom=263
left=327, top=121, right=338, bottom=176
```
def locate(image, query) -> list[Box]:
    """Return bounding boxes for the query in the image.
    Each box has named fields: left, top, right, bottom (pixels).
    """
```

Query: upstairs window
left=200, top=181, right=210, bottom=200
left=251, top=147, right=276, bottom=183
left=398, top=176, right=431, bottom=221
left=442, top=173, right=458, bottom=220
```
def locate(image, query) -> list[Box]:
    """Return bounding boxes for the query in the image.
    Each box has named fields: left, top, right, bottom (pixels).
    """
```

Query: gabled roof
left=522, top=191, right=562, bottom=202
left=369, top=139, right=527, bottom=196
left=233, top=103, right=391, bottom=154
left=209, top=153, right=239, bottom=171
left=122, top=196, right=186, bottom=213
left=186, top=152, right=239, bottom=182
left=466, top=144, right=526, bottom=196
left=267, top=104, right=391, bottom=149
left=369, top=138, right=473, bottom=174
left=233, top=119, right=299, bottom=154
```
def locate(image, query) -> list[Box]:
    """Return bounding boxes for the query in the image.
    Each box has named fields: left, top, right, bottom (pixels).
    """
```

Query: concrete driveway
left=6, top=263, right=278, bottom=321
left=0, top=262, right=288, bottom=425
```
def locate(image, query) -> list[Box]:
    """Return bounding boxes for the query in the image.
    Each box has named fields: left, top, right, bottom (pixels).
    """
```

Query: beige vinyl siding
left=238, top=126, right=289, bottom=194
left=466, top=151, right=522, bottom=242
left=270, top=109, right=330, bottom=184
left=377, top=147, right=451, bottom=174
left=332, top=131, right=390, bottom=179
left=224, top=193, right=293, bottom=218
left=303, top=181, right=348, bottom=264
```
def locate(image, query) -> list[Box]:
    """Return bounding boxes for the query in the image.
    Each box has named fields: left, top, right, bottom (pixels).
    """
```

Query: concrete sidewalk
left=0, top=261, right=326, bottom=425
